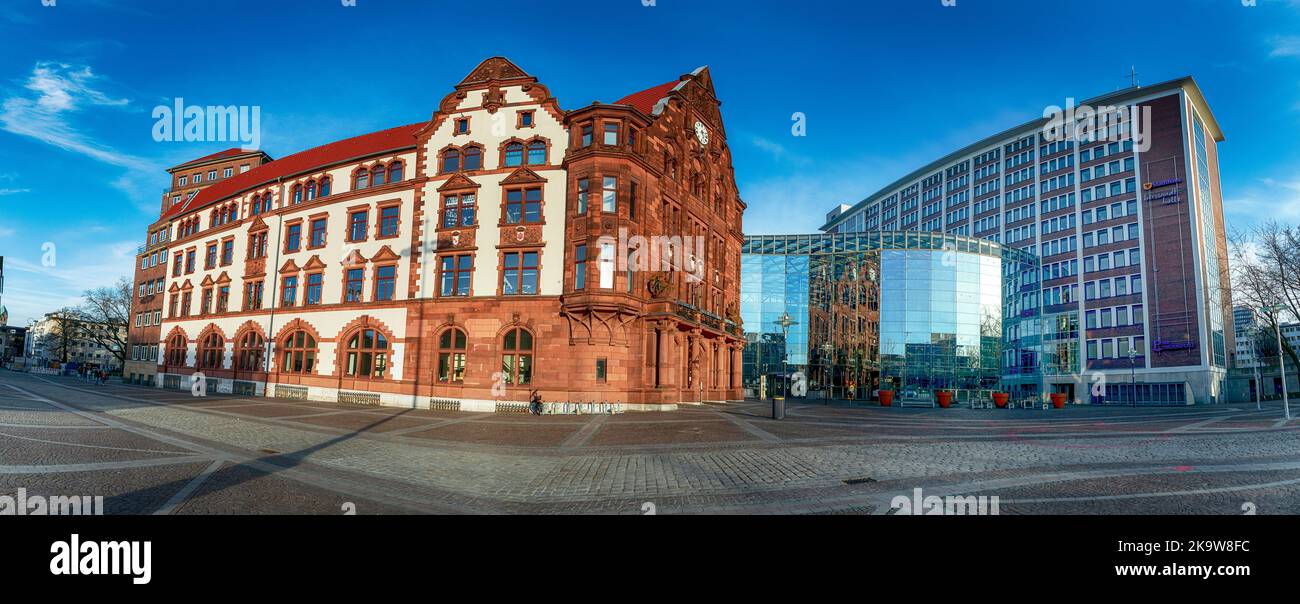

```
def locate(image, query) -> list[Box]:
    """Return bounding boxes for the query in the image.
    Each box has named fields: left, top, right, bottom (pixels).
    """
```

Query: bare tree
left=1230, top=221, right=1300, bottom=388
left=77, top=276, right=131, bottom=369
left=34, top=308, right=80, bottom=363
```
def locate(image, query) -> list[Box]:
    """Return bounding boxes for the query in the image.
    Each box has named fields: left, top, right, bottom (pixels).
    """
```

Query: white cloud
left=1269, top=36, right=1300, bottom=58
left=0, top=188, right=30, bottom=196
left=0, top=61, right=152, bottom=172
left=1226, top=177, right=1300, bottom=226
left=0, top=239, right=136, bottom=326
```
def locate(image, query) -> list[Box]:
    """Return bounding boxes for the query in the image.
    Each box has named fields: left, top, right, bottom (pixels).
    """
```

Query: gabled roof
left=162, top=122, right=425, bottom=219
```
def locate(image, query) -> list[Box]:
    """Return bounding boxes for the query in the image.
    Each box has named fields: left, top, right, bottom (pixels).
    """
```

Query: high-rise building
left=821, top=78, right=1231, bottom=404
left=143, top=58, right=745, bottom=409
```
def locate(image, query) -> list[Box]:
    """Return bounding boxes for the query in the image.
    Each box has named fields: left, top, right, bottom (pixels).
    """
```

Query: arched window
left=228, top=205, right=238, bottom=222
left=463, top=147, right=481, bottom=171
left=293, top=184, right=303, bottom=204
left=261, top=193, right=273, bottom=213
left=388, top=161, right=403, bottom=183
left=526, top=140, right=546, bottom=165
left=167, top=334, right=187, bottom=366
left=306, top=180, right=317, bottom=201
left=441, top=148, right=460, bottom=173
left=344, top=328, right=390, bottom=379
left=354, top=169, right=369, bottom=190
left=504, top=142, right=524, bottom=167
left=319, top=176, right=331, bottom=197
left=198, top=332, right=224, bottom=369
left=235, top=331, right=265, bottom=371
left=280, top=330, right=317, bottom=374
left=501, top=327, right=533, bottom=385
left=370, top=165, right=386, bottom=187
left=438, top=328, right=467, bottom=383
left=250, top=195, right=261, bottom=216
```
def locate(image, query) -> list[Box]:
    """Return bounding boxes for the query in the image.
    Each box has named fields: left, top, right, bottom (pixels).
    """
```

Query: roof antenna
left=1128, top=66, right=1140, bottom=88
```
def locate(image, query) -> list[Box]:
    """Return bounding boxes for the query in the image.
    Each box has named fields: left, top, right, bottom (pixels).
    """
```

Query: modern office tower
left=821, top=78, right=1231, bottom=404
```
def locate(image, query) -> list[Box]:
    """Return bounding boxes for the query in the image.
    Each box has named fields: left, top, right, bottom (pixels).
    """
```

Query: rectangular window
left=577, top=179, right=589, bottom=214
left=221, top=240, right=234, bottom=265
left=624, top=180, right=634, bottom=219
left=310, top=218, right=327, bottom=248
left=181, top=292, right=192, bottom=317
left=574, top=244, right=587, bottom=290
left=205, top=244, right=217, bottom=269
left=375, top=265, right=396, bottom=301
left=379, top=206, right=400, bottom=237
left=596, top=358, right=608, bottom=382
left=305, top=273, right=323, bottom=305
left=599, top=242, right=615, bottom=289
left=348, top=210, right=368, bottom=242
left=603, top=123, right=619, bottom=145
left=282, top=276, right=298, bottom=307
left=580, top=124, right=592, bottom=147
left=440, top=255, right=473, bottom=297
left=518, top=111, right=534, bottom=127
left=217, top=286, right=230, bottom=312
left=286, top=223, right=302, bottom=252
left=505, top=188, right=542, bottom=224
left=1087, top=340, right=1098, bottom=360
left=455, top=118, right=469, bottom=134
left=1102, top=339, right=1115, bottom=359
left=246, top=280, right=264, bottom=310
left=345, top=268, right=364, bottom=302
left=443, top=194, right=476, bottom=228
left=1116, top=306, right=1129, bottom=326
left=602, top=177, right=617, bottom=213
left=502, top=251, right=539, bottom=295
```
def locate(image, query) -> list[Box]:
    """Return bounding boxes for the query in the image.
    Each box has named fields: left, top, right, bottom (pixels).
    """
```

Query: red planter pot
left=992, top=392, right=1010, bottom=408
left=1050, top=393, right=1067, bottom=409
left=879, top=390, right=894, bottom=407
left=936, top=391, right=953, bottom=408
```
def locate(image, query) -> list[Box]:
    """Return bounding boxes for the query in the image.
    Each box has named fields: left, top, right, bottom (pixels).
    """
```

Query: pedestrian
left=529, top=389, right=544, bottom=416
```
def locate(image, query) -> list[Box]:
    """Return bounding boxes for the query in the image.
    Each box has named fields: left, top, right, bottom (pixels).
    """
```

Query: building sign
left=1152, top=339, right=1195, bottom=352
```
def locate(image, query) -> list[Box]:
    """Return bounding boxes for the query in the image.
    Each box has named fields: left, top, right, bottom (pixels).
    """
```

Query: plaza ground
left=2, top=370, right=1299, bottom=514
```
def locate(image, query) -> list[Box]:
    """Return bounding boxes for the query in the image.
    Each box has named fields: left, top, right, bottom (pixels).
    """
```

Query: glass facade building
left=741, top=231, right=1043, bottom=402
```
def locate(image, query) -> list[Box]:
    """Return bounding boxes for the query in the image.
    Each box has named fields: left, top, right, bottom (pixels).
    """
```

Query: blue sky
left=0, top=0, right=1298, bottom=326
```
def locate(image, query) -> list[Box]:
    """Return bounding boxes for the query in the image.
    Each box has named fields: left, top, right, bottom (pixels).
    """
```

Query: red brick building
left=140, top=58, right=745, bottom=409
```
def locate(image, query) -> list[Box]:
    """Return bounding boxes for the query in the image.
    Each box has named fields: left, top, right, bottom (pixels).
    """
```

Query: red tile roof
left=615, top=81, right=679, bottom=116
left=162, top=122, right=425, bottom=219
left=171, top=147, right=263, bottom=171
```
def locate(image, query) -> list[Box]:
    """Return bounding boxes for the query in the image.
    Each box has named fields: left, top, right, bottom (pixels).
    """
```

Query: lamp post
left=1267, top=305, right=1292, bottom=421
left=774, top=311, right=797, bottom=420
left=1252, top=323, right=1262, bottom=411
left=1127, top=346, right=1137, bottom=406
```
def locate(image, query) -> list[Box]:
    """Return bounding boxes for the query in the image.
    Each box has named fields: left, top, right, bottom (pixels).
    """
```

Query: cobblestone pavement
left=3, top=370, right=1299, bottom=514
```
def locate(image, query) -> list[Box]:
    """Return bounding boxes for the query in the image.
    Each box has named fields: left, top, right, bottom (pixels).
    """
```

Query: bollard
left=772, top=396, right=785, bottom=420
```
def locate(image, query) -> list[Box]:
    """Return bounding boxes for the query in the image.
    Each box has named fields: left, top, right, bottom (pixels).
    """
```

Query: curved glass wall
left=741, top=231, right=1042, bottom=402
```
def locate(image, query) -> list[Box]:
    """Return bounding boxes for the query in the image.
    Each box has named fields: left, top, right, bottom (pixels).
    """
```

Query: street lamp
left=773, top=311, right=797, bottom=420
left=1266, top=304, right=1292, bottom=421
left=1127, top=346, right=1137, bottom=407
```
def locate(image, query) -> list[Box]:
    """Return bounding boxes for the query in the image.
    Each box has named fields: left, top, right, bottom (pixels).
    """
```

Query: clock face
left=694, top=121, right=709, bottom=145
